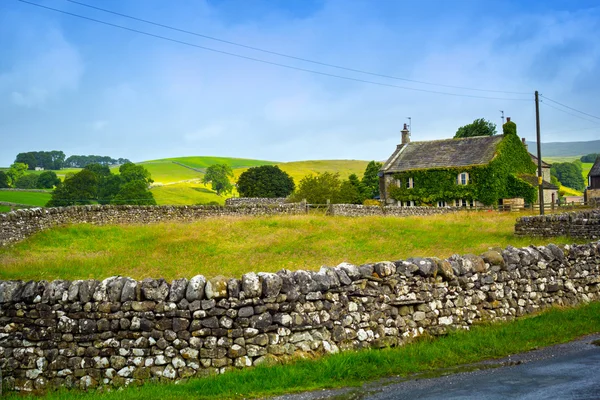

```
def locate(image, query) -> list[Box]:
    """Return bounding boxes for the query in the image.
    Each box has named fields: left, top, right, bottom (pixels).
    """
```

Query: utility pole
left=535, top=91, right=544, bottom=215
left=500, top=110, right=505, bottom=124
left=407, top=117, right=411, bottom=133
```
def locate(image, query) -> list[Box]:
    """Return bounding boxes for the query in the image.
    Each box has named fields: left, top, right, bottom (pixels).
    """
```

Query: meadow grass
left=0, top=205, right=11, bottom=213
left=149, top=156, right=278, bottom=170
left=0, top=190, right=52, bottom=206
left=10, top=302, right=600, bottom=400
left=0, top=211, right=583, bottom=281
left=138, top=161, right=202, bottom=184
left=151, top=183, right=224, bottom=205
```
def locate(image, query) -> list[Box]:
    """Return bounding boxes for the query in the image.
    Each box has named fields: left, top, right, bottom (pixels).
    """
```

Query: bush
left=237, top=165, right=295, bottom=198
left=15, top=174, right=39, bottom=189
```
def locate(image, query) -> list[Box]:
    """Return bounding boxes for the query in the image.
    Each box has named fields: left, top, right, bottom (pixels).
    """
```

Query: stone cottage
left=585, top=156, right=600, bottom=205
left=378, top=121, right=556, bottom=207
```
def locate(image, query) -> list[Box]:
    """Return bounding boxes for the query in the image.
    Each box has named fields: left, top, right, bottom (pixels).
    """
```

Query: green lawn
left=0, top=205, right=12, bottom=213
left=9, top=302, right=600, bottom=400
left=0, top=211, right=582, bottom=281
left=0, top=190, right=52, bottom=206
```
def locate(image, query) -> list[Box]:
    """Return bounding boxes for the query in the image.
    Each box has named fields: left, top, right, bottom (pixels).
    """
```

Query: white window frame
left=408, top=177, right=414, bottom=189
left=437, top=200, right=447, bottom=207
left=395, top=178, right=401, bottom=188
left=458, top=172, right=469, bottom=185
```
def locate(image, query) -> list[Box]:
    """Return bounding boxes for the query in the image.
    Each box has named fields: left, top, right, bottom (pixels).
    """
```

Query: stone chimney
left=401, top=123, right=410, bottom=145
left=506, top=117, right=511, bottom=123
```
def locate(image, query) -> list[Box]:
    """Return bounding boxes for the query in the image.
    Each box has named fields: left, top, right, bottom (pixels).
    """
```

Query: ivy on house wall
left=388, top=133, right=537, bottom=206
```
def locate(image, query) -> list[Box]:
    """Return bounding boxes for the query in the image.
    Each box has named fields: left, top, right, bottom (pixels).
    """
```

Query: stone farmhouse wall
left=1, top=241, right=599, bottom=392
left=329, top=204, right=460, bottom=217
left=0, top=204, right=307, bottom=247
left=225, top=198, right=289, bottom=206
left=515, top=209, right=600, bottom=239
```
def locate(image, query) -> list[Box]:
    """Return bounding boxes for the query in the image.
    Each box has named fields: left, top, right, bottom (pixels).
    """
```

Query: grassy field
left=0, top=211, right=583, bottom=281
left=0, top=205, right=11, bottom=213
left=147, top=156, right=278, bottom=171
left=0, top=190, right=52, bottom=206
left=9, top=302, right=600, bottom=400
left=137, top=161, right=203, bottom=185
left=151, top=183, right=225, bottom=205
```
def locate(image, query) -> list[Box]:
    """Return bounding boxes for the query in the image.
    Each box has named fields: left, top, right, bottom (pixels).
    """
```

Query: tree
left=6, top=163, right=28, bottom=187
left=112, top=180, right=156, bottom=205
left=119, top=162, right=153, bottom=185
left=15, top=153, right=37, bottom=170
left=237, top=165, right=295, bottom=198
left=361, top=161, right=383, bottom=199
left=454, top=118, right=497, bottom=139
left=46, top=169, right=98, bottom=206
left=581, top=153, right=600, bottom=163
left=15, top=174, right=39, bottom=189
left=0, top=171, right=9, bottom=188
left=339, top=174, right=367, bottom=204
left=551, top=162, right=585, bottom=191
left=202, top=164, right=233, bottom=196
left=37, top=171, right=61, bottom=189
left=290, top=172, right=342, bottom=204
left=97, top=174, right=122, bottom=204
left=84, top=163, right=111, bottom=178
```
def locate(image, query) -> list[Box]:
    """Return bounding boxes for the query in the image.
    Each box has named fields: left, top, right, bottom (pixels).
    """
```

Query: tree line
left=201, top=161, right=383, bottom=204
left=0, top=163, right=60, bottom=189
left=46, top=163, right=155, bottom=206
left=13, top=151, right=130, bottom=170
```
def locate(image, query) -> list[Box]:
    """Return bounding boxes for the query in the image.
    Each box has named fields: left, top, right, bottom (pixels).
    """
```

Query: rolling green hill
left=527, top=139, right=600, bottom=157
left=1, top=157, right=374, bottom=207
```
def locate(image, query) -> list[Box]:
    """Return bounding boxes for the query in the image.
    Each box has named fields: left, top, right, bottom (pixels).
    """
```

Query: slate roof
left=590, top=157, right=600, bottom=177
left=516, top=174, right=559, bottom=190
left=529, top=154, right=551, bottom=168
left=382, top=135, right=504, bottom=173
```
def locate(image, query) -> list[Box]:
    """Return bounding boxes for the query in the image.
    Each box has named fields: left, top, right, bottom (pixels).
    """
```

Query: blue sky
left=1, top=0, right=599, bottom=166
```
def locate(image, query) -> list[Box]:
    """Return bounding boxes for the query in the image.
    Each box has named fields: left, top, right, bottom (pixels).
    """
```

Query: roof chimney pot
left=401, top=124, right=410, bottom=145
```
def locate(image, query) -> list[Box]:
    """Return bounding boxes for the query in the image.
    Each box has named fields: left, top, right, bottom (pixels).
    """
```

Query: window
left=408, top=177, right=414, bottom=189
left=462, top=199, right=467, bottom=207
left=437, top=200, right=447, bottom=207
left=469, top=199, right=474, bottom=208
left=395, top=178, right=401, bottom=188
left=408, top=200, right=415, bottom=207
left=457, top=172, right=469, bottom=185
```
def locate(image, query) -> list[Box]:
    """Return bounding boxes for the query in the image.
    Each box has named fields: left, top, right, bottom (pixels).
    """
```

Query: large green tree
left=47, top=163, right=155, bottom=207
left=37, top=171, right=61, bottom=189
left=112, top=180, right=156, bottom=205
left=581, top=153, right=600, bottom=163
left=237, top=165, right=295, bottom=198
left=361, top=161, right=383, bottom=199
left=47, top=169, right=99, bottom=206
left=0, top=171, right=9, bottom=188
left=15, top=174, right=39, bottom=189
left=551, top=161, right=586, bottom=191
left=6, top=163, right=28, bottom=187
left=290, top=172, right=342, bottom=204
left=339, top=174, right=367, bottom=204
left=454, top=118, right=497, bottom=139
left=202, top=164, right=234, bottom=196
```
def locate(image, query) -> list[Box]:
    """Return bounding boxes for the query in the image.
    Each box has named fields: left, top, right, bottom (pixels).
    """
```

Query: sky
left=1, top=0, right=599, bottom=166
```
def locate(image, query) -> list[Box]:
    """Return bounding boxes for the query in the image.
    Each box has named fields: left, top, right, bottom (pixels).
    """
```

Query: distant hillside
left=526, top=140, right=600, bottom=157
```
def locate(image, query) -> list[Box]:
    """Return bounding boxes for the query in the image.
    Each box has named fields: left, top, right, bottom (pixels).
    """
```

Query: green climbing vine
left=388, top=133, right=537, bottom=206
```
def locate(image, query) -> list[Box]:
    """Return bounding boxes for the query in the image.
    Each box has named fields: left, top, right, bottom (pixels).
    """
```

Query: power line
left=540, top=95, right=600, bottom=120
left=540, top=100, right=600, bottom=125
left=17, top=0, right=531, bottom=101
left=66, top=0, right=530, bottom=96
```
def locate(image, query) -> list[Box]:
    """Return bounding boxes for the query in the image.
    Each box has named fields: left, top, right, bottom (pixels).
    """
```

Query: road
left=272, top=334, right=600, bottom=400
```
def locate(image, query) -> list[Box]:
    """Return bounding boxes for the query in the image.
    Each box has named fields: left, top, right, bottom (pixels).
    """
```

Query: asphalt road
left=271, top=334, right=600, bottom=400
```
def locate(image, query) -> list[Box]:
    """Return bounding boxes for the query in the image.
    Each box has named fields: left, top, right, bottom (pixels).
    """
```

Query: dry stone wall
left=225, top=198, right=290, bottom=206
left=1, top=241, right=599, bottom=392
left=515, top=209, right=600, bottom=239
left=329, top=204, right=461, bottom=217
left=0, top=204, right=307, bottom=247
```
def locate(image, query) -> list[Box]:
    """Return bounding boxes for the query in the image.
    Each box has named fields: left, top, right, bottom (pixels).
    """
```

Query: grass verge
left=0, top=211, right=585, bottom=281
left=11, top=302, right=600, bottom=400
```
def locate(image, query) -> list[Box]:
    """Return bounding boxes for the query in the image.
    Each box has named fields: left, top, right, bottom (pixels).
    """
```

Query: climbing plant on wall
left=388, top=133, right=537, bottom=206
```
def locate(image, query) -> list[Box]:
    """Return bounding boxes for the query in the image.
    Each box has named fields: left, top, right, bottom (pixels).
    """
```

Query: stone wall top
left=515, top=209, right=600, bottom=239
